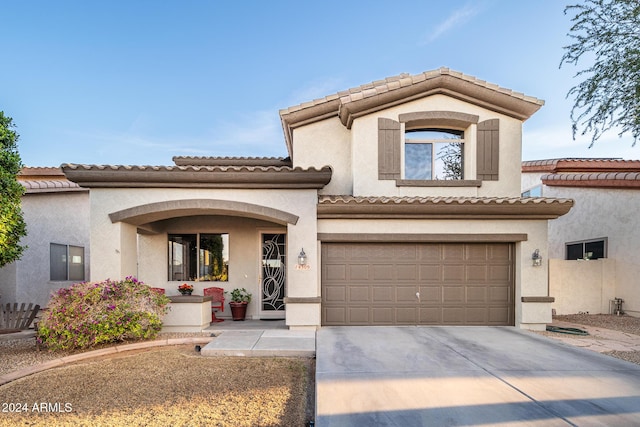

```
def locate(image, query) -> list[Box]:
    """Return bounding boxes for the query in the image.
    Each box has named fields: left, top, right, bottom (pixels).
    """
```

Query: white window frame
left=401, top=124, right=465, bottom=180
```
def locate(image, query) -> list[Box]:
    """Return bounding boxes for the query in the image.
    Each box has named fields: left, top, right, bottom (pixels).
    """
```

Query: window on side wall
left=566, top=238, right=607, bottom=260
left=522, top=185, right=542, bottom=197
left=404, top=129, right=464, bottom=180
left=168, top=233, right=229, bottom=281
left=50, top=243, right=85, bottom=281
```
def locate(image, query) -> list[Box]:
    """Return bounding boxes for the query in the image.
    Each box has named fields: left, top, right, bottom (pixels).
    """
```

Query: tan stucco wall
left=542, top=186, right=640, bottom=316
left=549, top=258, right=616, bottom=315
left=292, top=117, right=352, bottom=195
left=88, top=188, right=320, bottom=324
left=318, top=217, right=552, bottom=330
left=292, top=94, right=525, bottom=199
left=0, top=192, right=90, bottom=307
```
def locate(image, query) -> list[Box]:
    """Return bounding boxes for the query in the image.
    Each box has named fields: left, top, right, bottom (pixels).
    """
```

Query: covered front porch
left=61, top=159, right=332, bottom=331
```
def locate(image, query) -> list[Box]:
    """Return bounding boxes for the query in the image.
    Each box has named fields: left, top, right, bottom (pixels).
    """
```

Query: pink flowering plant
left=36, top=276, right=171, bottom=351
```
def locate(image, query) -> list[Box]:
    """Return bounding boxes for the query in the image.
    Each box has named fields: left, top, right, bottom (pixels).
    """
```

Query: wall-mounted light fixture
left=298, top=248, right=307, bottom=266
left=532, top=249, right=542, bottom=267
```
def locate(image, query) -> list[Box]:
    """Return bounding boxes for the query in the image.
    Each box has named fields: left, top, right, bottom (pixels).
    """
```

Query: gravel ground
left=0, top=333, right=314, bottom=426
left=548, top=313, right=640, bottom=365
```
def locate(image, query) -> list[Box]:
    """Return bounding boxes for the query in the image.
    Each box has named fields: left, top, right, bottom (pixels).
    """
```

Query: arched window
left=404, top=128, right=463, bottom=180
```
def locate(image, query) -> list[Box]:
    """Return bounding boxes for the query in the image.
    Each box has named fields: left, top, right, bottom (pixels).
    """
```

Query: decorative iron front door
left=261, top=233, right=286, bottom=314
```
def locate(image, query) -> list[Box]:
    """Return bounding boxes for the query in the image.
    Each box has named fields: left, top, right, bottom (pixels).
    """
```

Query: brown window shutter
left=378, top=118, right=401, bottom=180
left=476, top=119, right=499, bottom=180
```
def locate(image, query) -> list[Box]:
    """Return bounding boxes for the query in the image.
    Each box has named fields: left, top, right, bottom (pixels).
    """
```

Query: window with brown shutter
left=476, top=119, right=499, bottom=181
left=378, top=118, right=401, bottom=180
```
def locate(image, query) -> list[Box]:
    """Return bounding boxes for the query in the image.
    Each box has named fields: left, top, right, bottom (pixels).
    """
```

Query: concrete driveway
left=316, top=326, right=640, bottom=426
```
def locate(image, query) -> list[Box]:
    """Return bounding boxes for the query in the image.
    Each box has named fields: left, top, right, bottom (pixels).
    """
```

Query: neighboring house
left=62, top=68, right=572, bottom=331
left=522, top=158, right=640, bottom=318
left=0, top=167, right=90, bottom=307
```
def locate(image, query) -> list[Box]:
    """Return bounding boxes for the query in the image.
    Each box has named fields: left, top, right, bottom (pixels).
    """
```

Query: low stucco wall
left=549, top=258, right=616, bottom=315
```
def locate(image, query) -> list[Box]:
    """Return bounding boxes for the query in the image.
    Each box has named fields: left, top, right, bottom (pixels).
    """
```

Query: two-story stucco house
left=62, top=68, right=572, bottom=331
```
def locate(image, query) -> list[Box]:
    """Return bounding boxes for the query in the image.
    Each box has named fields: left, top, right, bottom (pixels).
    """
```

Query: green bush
left=36, top=277, right=170, bottom=351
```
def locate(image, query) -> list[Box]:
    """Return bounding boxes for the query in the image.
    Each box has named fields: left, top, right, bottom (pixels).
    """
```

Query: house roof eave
left=317, top=195, right=573, bottom=220
left=61, top=164, right=333, bottom=189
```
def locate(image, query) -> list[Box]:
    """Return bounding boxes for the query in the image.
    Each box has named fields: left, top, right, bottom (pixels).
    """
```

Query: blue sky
left=3, top=0, right=638, bottom=167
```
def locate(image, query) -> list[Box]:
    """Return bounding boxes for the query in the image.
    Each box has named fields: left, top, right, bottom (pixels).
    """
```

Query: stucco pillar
left=90, top=221, right=138, bottom=281
left=283, top=194, right=321, bottom=330
left=517, top=222, right=554, bottom=331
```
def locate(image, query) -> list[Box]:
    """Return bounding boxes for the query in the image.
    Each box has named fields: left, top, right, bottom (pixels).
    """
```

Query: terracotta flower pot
left=229, top=302, right=248, bottom=321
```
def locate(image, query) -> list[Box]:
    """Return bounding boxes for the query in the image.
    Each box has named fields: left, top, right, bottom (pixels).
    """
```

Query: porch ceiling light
left=298, top=248, right=307, bottom=266
left=532, top=249, right=542, bottom=267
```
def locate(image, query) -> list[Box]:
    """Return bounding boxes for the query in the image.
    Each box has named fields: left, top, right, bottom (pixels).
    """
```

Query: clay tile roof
left=18, top=167, right=86, bottom=194
left=522, top=158, right=640, bottom=188
left=172, top=156, right=292, bottom=167
left=317, top=195, right=572, bottom=219
left=521, top=158, right=639, bottom=173
left=280, top=67, right=544, bottom=158
left=541, top=171, right=640, bottom=189
left=61, top=163, right=332, bottom=189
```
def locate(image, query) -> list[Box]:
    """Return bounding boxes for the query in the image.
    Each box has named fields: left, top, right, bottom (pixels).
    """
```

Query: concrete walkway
left=315, top=326, right=640, bottom=426
left=200, top=329, right=316, bottom=357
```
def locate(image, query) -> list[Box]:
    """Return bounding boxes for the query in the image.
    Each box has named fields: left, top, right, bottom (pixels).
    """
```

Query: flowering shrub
left=36, top=276, right=171, bottom=351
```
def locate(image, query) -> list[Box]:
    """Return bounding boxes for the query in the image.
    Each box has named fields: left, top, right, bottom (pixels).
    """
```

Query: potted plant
left=178, top=283, right=194, bottom=296
left=229, top=288, right=252, bottom=321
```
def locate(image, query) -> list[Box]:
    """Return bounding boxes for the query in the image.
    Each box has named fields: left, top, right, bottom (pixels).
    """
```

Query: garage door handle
left=416, top=292, right=420, bottom=302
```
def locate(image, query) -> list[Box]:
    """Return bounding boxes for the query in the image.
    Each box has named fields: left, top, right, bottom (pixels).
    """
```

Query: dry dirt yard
left=2, top=314, right=640, bottom=426
left=0, top=345, right=315, bottom=427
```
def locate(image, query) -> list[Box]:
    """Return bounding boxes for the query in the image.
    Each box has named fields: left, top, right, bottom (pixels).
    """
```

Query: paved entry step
left=201, top=329, right=315, bottom=357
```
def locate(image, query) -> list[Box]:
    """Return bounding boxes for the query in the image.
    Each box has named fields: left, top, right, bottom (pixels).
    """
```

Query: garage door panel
left=466, top=287, right=487, bottom=303
left=322, top=243, right=514, bottom=326
left=466, top=245, right=488, bottom=260
left=466, top=308, right=488, bottom=324
left=419, top=307, right=441, bottom=324
left=373, top=286, right=393, bottom=302
left=419, top=245, right=442, bottom=261
left=443, top=307, right=465, bottom=324
left=396, top=286, right=417, bottom=302
left=397, top=264, right=417, bottom=281
left=489, top=265, right=511, bottom=281
left=324, top=286, right=346, bottom=303
left=349, top=287, right=369, bottom=303
left=419, top=265, right=441, bottom=281
left=466, top=265, right=488, bottom=281
left=372, top=265, right=394, bottom=280
left=488, top=307, right=511, bottom=324
left=396, top=307, right=418, bottom=323
left=443, top=245, right=465, bottom=260
left=489, top=244, right=512, bottom=260
left=323, top=307, right=346, bottom=325
left=371, top=308, right=394, bottom=324
left=348, top=307, right=370, bottom=323
left=442, top=265, right=465, bottom=281
left=325, top=264, right=347, bottom=281
left=443, top=286, right=464, bottom=303
left=325, top=245, right=347, bottom=260
left=490, top=286, right=512, bottom=303
left=395, top=245, right=418, bottom=260
left=419, top=285, right=441, bottom=302
left=349, top=264, right=370, bottom=280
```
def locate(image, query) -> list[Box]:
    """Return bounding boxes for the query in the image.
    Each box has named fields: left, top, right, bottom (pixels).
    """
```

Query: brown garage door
left=321, top=242, right=514, bottom=326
